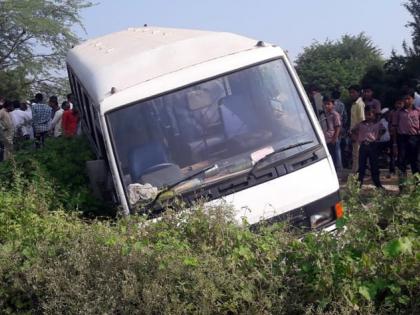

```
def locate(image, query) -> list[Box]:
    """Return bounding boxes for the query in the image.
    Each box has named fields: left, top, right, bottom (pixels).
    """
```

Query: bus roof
left=66, top=27, right=265, bottom=104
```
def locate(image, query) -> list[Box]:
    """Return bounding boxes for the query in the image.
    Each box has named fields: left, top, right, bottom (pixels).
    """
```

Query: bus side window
left=82, top=92, right=97, bottom=145
left=67, top=67, right=77, bottom=98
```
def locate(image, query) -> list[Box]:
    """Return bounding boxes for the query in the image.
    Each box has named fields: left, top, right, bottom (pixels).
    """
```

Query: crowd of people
left=311, top=84, right=420, bottom=189
left=0, top=93, right=80, bottom=161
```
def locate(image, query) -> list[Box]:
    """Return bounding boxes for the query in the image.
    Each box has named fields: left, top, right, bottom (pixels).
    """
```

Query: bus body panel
left=209, top=157, right=339, bottom=225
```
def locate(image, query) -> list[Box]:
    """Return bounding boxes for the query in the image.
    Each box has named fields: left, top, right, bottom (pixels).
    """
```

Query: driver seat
left=129, top=142, right=169, bottom=181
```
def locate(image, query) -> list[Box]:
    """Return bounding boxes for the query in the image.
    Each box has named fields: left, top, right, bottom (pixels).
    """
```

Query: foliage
left=0, top=136, right=113, bottom=217
left=403, top=0, right=420, bottom=56
left=0, top=68, right=30, bottom=101
left=0, top=0, right=92, bottom=99
left=360, top=0, right=420, bottom=107
left=0, top=159, right=419, bottom=314
left=295, top=33, right=383, bottom=95
left=360, top=59, right=412, bottom=107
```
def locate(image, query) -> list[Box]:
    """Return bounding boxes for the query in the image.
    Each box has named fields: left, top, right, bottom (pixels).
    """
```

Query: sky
left=78, top=0, right=413, bottom=61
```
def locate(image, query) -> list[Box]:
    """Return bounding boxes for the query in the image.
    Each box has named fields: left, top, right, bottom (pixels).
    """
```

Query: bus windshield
left=107, top=58, right=318, bottom=203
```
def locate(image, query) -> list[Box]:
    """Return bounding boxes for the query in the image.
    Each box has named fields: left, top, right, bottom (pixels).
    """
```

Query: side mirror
left=86, top=159, right=108, bottom=199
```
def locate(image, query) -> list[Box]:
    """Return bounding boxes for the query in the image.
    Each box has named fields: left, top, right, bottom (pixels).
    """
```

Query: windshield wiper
left=248, top=140, right=314, bottom=177
left=149, top=164, right=217, bottom=209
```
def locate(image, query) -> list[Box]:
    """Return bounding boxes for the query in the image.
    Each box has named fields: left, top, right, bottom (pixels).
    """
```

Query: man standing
left=323, top=97, right=342, bottom=172
left=61, top=102, right=80, bottom=137
left=392, top=92, right=420, bottom=178
left=19, top=101, right=33, bottom=140
left=0, top=101, right=15, bottom=160
left=31, top=93, right=52, bottom=148
left=348, top=85, right=366, bottom=173
left=49, top=97, right=64, bottom=137
left=362, top=85, right=381, bottom=114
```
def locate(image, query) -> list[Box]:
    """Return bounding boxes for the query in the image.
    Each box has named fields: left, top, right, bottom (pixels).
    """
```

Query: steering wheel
left=142, top=163, right=177, bottom=175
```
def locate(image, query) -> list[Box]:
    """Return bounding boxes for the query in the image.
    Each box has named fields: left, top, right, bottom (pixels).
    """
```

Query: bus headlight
left=310, top=208, right=334, bottom=229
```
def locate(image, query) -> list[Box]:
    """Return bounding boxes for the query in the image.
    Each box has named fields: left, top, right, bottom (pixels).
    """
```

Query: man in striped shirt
left=31, top=93, right=52, bottom=148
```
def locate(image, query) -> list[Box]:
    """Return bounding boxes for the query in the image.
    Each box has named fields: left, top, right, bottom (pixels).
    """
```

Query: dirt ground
left=338, top=168, right=401, bottom=193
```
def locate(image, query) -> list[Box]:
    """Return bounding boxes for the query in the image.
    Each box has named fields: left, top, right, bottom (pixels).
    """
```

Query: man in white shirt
left=21, top=101, right=33, bottom=139
left=50, top=101, right=64, bottom=137
left=10, top=101, right=33, bottom=140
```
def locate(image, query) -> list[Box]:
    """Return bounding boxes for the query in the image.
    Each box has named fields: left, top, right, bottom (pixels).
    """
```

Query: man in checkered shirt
left=31, top=93, right=52, bottom=148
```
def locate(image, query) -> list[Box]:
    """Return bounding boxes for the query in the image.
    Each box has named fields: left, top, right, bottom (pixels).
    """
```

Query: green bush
left=0, top=137, right=114, bottom=217
left=0, top=167, right=419, bottom=314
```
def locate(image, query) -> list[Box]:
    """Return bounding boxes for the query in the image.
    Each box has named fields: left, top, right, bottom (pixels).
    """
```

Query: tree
left=0, top=0, right=92, bottom=99
left=0, top=68, right=30, bottom=100
left=367, top=0, right=420, bottom=106
left=403, top=0, right=420, bottom=57
left=295, top=33, right=383, bottom=94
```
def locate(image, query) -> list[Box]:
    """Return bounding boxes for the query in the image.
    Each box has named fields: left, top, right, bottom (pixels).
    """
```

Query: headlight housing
left=309, top=202, right=344, bottom=229
left=310, top=207, right=334, bottom=229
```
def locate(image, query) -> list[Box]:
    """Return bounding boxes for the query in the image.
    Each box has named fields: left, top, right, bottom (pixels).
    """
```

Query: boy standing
left=392, top=92, right=420, bottom=176
left=352, top=106, right=385, bottom=188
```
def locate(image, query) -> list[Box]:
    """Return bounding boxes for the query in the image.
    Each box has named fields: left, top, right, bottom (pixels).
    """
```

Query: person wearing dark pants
left=358, top=141, right=382, bottom=187
left=352, top=106, right=385, bottom=188
left=377, top=140, right=396, bottom=174
left=397, top=135, right=419, bottom=174
left=392, top=92, right=420, bottom=181
left=35, top=131, right=48, bottom=149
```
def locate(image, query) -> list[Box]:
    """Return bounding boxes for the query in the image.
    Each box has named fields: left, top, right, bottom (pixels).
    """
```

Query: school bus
left=66, top=26, right=342, bottom=230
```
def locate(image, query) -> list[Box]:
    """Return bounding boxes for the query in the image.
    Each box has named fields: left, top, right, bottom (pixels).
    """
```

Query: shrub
left=0, top=137, right=114, bottom=217
left=0, top=171, right=419, bottom=314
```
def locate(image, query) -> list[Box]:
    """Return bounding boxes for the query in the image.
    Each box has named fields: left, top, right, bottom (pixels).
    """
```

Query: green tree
left=403, top=0, right=420, bottom=57
left=295, top=33, right=383, bottom=94
left=0, top=68, right=30, bottom=100
left=0, top=0, right=92, bottom=99
left=364, top=0, right=420, bottom=106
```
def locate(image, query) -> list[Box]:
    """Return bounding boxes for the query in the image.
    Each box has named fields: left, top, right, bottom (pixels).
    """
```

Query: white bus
left=66, top=27, right=342, bottom=230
